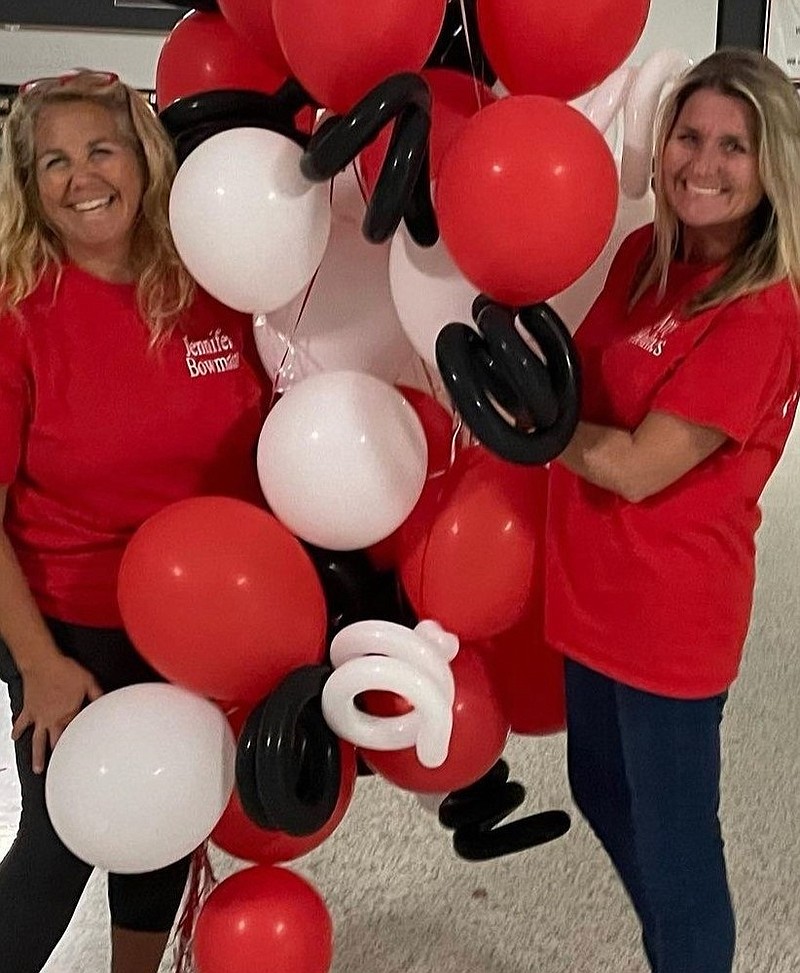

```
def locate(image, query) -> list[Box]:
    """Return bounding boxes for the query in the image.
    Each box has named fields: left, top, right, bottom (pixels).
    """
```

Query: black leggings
left=0, top=619, right=192, bottom=973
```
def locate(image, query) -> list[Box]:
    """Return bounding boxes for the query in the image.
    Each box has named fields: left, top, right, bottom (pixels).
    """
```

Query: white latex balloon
left=257, top=371, right=427, bottom=550
left=45, top=684, right=235, bottom=873
left=169, top=128, right=331, bottom=314
left=254, top=215, right=415, bottom=389
left=321, top=656, right=453, bottom=767
left=389, top=225, right=478, bottom=368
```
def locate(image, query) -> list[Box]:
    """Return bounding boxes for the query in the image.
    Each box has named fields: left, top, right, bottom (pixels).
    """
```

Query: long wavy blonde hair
left=0, top=71, right=194, bottom=338
left=632, top=47, right=800, bottom=315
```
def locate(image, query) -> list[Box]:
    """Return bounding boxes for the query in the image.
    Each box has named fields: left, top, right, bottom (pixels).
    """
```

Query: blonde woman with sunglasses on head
left=0, top=71, right=269, bottom=973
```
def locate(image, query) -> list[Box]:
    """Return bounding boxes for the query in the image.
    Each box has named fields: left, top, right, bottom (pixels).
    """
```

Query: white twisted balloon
left=581, top=49, right=694, bottom=200
left=321, top=620, right=459, bottom=768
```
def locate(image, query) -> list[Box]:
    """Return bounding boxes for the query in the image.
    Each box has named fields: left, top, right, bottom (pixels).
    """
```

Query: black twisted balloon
left=438, top=759, right=571, bottom=860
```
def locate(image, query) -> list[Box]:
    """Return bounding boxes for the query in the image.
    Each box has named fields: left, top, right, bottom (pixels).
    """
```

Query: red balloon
left=397, top=446, right=547, bottom=640
left=435, top=95, right=619, bottom=306
left=217, top=0, right=291, bottom=77
left=477, top=0, right=650, bottom=100
left=193, top=866, right=333, bottom=973
left=211, top=740, right=357, bottom=864
left=366, top=386, right=454, bottom=571
left=272, top=0, right=448, bottom=113
left=362, top=644, right=509, bottom=792
left=484, top=611, right=566, bottom=735
left=358, top=68, right=496, bottom=195
left=156, top=11, right=285, bottom=109
left=118, top=497, right=327, bottom=702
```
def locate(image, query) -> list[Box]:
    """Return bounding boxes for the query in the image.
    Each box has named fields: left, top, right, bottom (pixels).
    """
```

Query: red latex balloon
left=358, top=68, right=496, bottom=196
left=366, top=386, right=454, bottom=571
left=193, top=866, right=333, bottom=973
left=477, top=0, right=650, bottom=100
left=156, top=11, right=285, bottom=109
left=212, top=740, right=357, bottom=864
left=272, top=0, right=448, bottom=113
left=397, top=446, right=547, bottom=641
left=435, top=95, right=619, bottom=306
left=361, top=644, right=509, bottom=792
left=118, top=497, right=327, bottom=702
left=217, top=0, right=291, bottom=77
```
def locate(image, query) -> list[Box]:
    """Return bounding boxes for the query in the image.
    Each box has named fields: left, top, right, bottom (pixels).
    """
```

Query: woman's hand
left=12, top=655, right=103, bottom=773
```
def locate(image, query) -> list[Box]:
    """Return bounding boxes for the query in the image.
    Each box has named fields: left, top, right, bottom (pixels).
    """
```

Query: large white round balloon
left=254, top=215, right=415, bottom=389
left=257, top=371, right=428, bottom=550
left=169, top=128, right=331, bottom=314
left=389, top=225, right=478, bottom=368
left=45, top=684, right=235, bottom=873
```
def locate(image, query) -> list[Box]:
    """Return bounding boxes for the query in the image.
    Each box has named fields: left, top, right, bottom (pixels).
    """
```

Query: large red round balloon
left=435, top=95, right=619, bottom=306
left=217, top=0, right=291, bottom=77
left=156, top=11, right=285, bottom=109
left=361, top=644, right=509, bottom=793
left=272, top=0, right=448, bottom=113
left=211, top=737, right=357, bottom=864
left=118, top=497, right=327, bottom=702
left=477, top=0, right=650, bottom=100
left=193, top=866, right=333, bottom=973
left=359, top=68, right=496, bottom=196
left=397, top=446, right=547, bottom=641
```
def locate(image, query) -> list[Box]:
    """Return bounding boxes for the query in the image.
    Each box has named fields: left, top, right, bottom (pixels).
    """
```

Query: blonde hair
left=632, top=47, right=800, bottom=315
left=0, top=71, right=194, bottom=338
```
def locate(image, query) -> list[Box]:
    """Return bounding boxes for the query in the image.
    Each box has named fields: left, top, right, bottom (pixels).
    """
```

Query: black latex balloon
left=303, top=545, right=417, bottom=644
left=234, top=665, right=342, bottom=836
left=436, top=299, right=581, bottom=465
left=158, top=82, right=316, bottom=165
left=300, top=72, right=438, bottom=247
left=426, top=0, right=497, bottom=87
left=438, top=759, right=572, bottom=861
left=156, top=1, right=219, bottom=10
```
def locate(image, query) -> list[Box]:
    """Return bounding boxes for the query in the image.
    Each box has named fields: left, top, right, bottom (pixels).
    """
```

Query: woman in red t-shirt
left=0, top=73, right=267, bottom=973
left=547, top=49, right=800, bottom=972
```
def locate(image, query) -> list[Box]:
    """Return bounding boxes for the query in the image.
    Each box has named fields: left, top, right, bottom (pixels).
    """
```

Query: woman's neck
left=65, top=246, right=137, bottom=284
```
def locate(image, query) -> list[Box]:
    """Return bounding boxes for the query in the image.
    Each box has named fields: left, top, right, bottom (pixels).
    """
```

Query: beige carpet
left=2, top=430, right=799, bottom=972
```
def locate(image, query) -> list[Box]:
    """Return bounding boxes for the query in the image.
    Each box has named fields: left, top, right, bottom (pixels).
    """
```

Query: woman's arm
left=556, top=411, right=727, bottom=503
left=0, top=485, right=102, bottom=772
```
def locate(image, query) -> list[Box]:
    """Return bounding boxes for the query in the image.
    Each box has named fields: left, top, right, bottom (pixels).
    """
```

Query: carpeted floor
left=2, top=429, right=799, bottom=973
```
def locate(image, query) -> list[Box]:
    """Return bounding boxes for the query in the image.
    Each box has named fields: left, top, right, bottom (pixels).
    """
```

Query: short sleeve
left=651, top=294, right=800, bottom=446
left=0, top=317, right=30, bottom=484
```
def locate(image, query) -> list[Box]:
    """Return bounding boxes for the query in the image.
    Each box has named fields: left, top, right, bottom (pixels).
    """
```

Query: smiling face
left=661, top=88, right=765, bottom=262
left=33, top=99, right=145, bottom=278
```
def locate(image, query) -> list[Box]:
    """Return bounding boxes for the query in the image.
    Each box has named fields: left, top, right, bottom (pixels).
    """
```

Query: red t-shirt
left=546, top=225, right=800, bottom=698
left=0, top=263, right=268, bottom=627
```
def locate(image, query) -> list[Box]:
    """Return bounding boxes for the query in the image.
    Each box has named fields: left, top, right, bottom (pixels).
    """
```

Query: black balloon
left=426, top=0, right=497, bottom=86
left=159, top=82, right=316, bottom=165
left=436, top=299, right=581, bottom=465
left=303, top=544, right=417, bottom=645
left=438, top=759, right=572, bottom=861
left=235, top=666, right=342, bottom=836
left=157, top=1, right=219, bottom=9
left=300, top=72, right=438, bottom=247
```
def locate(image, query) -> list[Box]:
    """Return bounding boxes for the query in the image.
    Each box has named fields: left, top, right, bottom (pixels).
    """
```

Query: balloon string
left=459, top=0, right=486, bottom=109
left=267, top=262, right=323, bottom=409
left=351, top=161, right=369, bottom=205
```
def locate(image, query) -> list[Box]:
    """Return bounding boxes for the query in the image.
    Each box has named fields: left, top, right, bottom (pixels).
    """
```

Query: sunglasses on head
left=18, top=70, right=120, bottom=97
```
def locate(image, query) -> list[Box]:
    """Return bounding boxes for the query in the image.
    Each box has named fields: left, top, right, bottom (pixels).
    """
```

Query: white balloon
left=322, top=656, right=453, bottom=768
left=254, top=216, right=415, bottom=389
left=45, top=684, right=235, bottom=873
left=257, top=371, right=428, bottom=550
left=389, top=225, right=478, bottom=368
left=329, top=619, right=458, bottom=703
left=169, top=128, right=331, bottom=314
left=621, top=50, right=693, bottom=199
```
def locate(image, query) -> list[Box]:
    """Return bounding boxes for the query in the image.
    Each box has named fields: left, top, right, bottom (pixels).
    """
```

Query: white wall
left=0, top=0, right=719, bottom=90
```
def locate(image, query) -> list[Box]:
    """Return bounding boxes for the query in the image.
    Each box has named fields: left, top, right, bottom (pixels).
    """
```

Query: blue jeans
left=565, top=658, right=735, bottom=973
